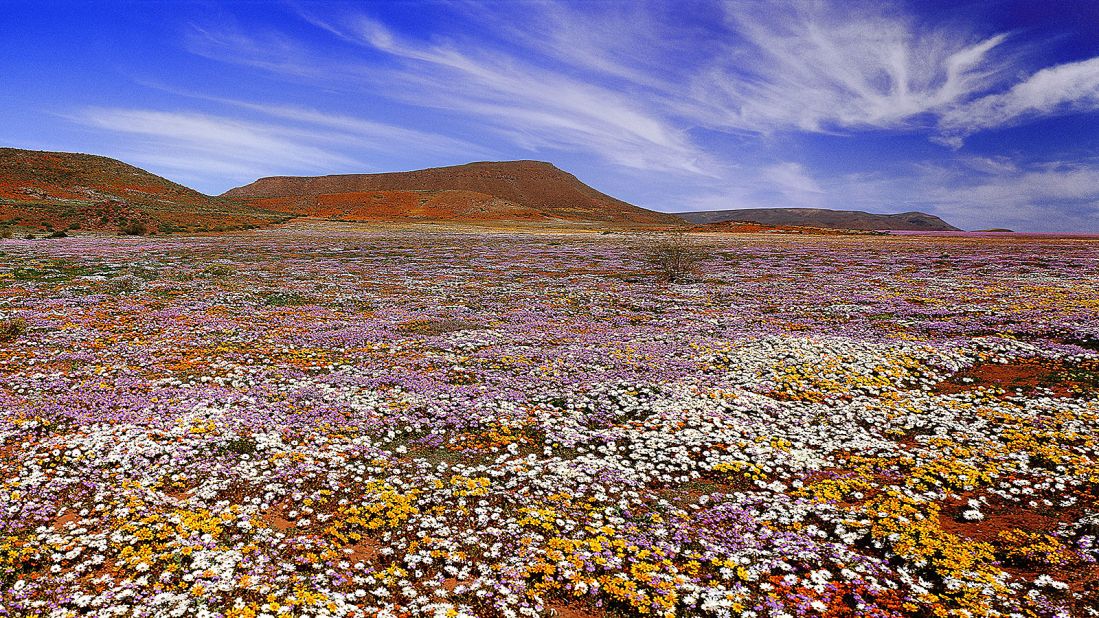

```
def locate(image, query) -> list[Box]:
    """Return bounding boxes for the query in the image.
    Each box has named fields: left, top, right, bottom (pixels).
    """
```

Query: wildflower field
left=2, top=225, right=1098, bottom=618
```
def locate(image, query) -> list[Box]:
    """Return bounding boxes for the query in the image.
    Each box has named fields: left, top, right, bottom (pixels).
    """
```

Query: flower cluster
left=1, top=228, right=1097, bottom=617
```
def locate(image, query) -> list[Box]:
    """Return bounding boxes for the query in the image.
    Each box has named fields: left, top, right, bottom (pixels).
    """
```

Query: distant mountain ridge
left=0, top=147, right=281, bottom=233
left=676, top=207, right=960, bottom=231
left=2, top=147, right=968, bottom=233
left=223, top=160, right=680, bottom=225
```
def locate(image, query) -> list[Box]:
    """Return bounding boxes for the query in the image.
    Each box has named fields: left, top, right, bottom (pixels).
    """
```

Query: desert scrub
left=126, top=266, right=160, bottom=281
left=119, top=220, right=148, bottom=236
left=263, top=290, right=309, bottom=306
left=635, top=229, right=709, bottom=283
left=201, top=264, right=235, bottom=278
left=220, top=436, right=257, bottom=455
left=0, top=317, right=27, bottom=341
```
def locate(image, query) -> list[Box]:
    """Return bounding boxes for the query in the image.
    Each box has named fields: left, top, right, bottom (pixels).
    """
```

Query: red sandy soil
left=224, top=160, right=680, bottom=225
left=939, top=492, right=1099, bottom=606
left=939, top=495, right=1069, bottom=544
left=345, top=539, right=381, bottom=563
left=52, top=511, right=80, bottom=531
left=933, top=358, right=1098, bottom=397
left=261, top=500, right=297, bottom=532
left=247, top=189, right=552, bottom=223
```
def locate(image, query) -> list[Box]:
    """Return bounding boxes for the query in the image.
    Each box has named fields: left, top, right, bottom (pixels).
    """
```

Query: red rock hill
left=223, top=160, right=679, bottom=225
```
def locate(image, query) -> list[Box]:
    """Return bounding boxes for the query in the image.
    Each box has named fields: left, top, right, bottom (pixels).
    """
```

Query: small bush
left=0, top=227, right=12, bottom=239
left=221, top=436, right=257, bottom=455
left=46, top=230, right=68, bottom=239
left=263, top=291, right=309, bottom=307
left=68, top=222, right=81, bottom=230
left=202, top=264, right=235, bottom=278
left=120, top=221, right=147, bottom=236
left=105, top=274, right=146, bottom=294
left=0, top=317, right=27, bottom=341
left=128, top=267, right=160, bottom=281
left=636, top=229, right=709, bottom=283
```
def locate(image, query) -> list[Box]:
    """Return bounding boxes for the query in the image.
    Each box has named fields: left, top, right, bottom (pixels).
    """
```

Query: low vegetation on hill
left=0, top=148, right=286, bottom=235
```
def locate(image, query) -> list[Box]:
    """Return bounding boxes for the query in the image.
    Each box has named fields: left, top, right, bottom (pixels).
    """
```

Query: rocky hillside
left=224, top=160, right=679, bottom=225
left=0, top=148, right=283, bottom=234
left=677, top=207, right=960, bottom=231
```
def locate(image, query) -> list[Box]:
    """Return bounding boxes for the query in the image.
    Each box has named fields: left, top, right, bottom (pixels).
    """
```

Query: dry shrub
left=120, top=221, right=147, bottom=236
left=0, top=317, right=27, bottom=341
left=636, top=229, right=708, bottom=283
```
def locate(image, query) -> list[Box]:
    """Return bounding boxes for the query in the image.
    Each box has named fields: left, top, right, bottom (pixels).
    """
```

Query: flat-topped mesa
left=223, top=160, right=681, bottom=225
left=676, top=207, right=960, bottom=231
left=0, top=147, right=281, bottom=233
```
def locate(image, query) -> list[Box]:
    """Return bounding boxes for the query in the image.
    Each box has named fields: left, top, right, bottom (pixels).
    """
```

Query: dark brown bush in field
left=636, top=230, right=709, bottom=283
left=120, top=221, right=147, bottom=236
left=0, top=317, right=27, bottom=341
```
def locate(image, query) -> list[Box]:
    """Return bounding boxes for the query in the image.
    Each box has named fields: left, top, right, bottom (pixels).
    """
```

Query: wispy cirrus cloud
left=71, top=98, right=493, bottom=192
left=328, top=15, right=711, bottom=175
left=194, top=1, right=1099, bottom=159
left=804, top=157, right=1099, bottom=232
left=186, top=5, right=714, bottom=177
left=937, top=56, right=1099, bottom=145
left=75, top=108, right=357, bottom=185
left=689, top=2, right=1012, bottom=134
left=64, top=1, right=1099, bottom=229
left=166, top=90, right=494, bottom=159
left=762, top=162, right=825, bottom=206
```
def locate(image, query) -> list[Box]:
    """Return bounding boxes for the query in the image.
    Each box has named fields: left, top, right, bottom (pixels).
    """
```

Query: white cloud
left=687, top=2, right=1011, bottom=133
left=74, top=108, right=359, bottom=190
left=830, top=159, right=1099, bottom=232
left=190, top=7, right=714, bottom=177
left=671, top=156, right=1099, bottom=232
left=182, top=2, right=1099, bottom=175
left=762, top=162, right=825, bottom=205
left=333, top=15, right=711, bottom=176
left=75, top=1, right=1099, bottom=230
left=938, top=56, right=1099, bottom=137
left=200, top=99, right=492, bottom=159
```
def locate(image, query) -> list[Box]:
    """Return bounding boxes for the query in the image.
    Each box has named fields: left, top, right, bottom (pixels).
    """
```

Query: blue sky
left=3, top=1, right=1099, bottom=231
